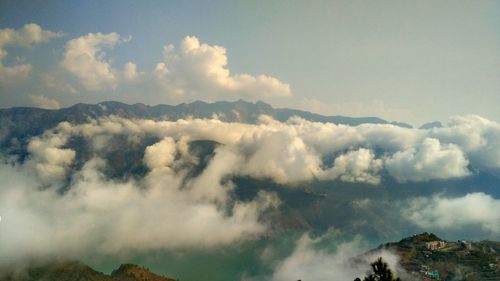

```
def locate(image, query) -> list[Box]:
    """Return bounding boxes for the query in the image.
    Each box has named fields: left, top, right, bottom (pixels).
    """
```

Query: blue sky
left=0, top=0, right=499, bottom=125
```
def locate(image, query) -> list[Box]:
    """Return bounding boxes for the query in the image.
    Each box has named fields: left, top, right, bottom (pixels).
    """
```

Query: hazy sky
left=0, top=0, right=498, bottom=125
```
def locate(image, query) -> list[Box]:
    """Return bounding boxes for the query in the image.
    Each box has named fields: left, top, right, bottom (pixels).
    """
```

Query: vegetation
left=354, top=257, right=401, bottom=281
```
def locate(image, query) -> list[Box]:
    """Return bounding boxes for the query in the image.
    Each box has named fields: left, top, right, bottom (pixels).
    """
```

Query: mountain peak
left=419, top=121, right=443, bottom=129
left=403, top=232, right=442, bottom=243
left=111, top=264, right=176, bottom=281
left=189, top=100, right=209, bottom=106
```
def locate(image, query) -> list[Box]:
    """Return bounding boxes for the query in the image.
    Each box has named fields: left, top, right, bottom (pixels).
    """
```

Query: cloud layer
left=0, top=131, right=280, bottom=266
left=25, top=113, right=500, bottom=186
left=1, top=114, right=500, bottom=266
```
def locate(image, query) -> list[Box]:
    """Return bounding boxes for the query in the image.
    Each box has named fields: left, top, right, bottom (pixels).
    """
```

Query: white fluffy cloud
left=404, top=193, right=500, bottom=235
left=430, top=115, right=500, bottom=170
left=0, top=23, right=61, bottom=81
left=154, top=36, right=292, bottom=100
left=123, top=61, right=139, bottom=81
left=45, top=114, right=500, bottom=186
left=143, top=137, right=177, bottom=171
left=26, top=132, right=75, bottom=184
left=322, top=149, right=383, bottom=184
left=0, top=25, right=291, bottom=104
left=57, top=33, right=291, bottom=101
left=236, top=128, right=323, bottom=184
left=49, top=116, right=389, bottom=185
left=385, top=138, right=470, bottom=183
left=61, top=32, right=128, bottom=91
left=0, top=135, right=280, bottom=266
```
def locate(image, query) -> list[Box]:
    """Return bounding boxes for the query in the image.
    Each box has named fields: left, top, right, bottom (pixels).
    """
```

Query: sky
left=0, top=0, right=498, bottom=125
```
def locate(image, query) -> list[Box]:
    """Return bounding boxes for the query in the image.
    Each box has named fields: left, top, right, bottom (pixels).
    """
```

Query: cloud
left=385, top=138, right=470, bottom=183
left=46, top=114, right=500, bottom=186
left=430, top=115, right=500, bottom=170
left=2, top=28, right=292, bottom=104
left=3, top=113, right=500, bottom=268
left=56, top=33, right=291, bottom=102
left=0, top=23, right=62, bottom=81
left=236, top=128, right=323, bottom=184
left=0, top=144, right=279, bottom=266
left=322, top=149, right=383, bottom=184
left=52, top=116, right=388, bottom=185
left=0, top=23, right=61, bottom=48
left=154, top=36, right=291, bottom=100
left=25, top=132, right=75, bottom=185
left=29, top=95, right=61, bottom=109
left=404, top=193, right=500, bottom=235
left=143, top=137, right=177, bottom=171
left=269, top=233, right=408, bottom=281
left=61, top=32, right=128, bottom=91
left=123, top=61, right=139, bottom=81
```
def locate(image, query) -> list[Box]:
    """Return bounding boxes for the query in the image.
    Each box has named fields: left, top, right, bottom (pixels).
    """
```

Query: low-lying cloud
left=404, top=192, right=500, bottom=235
left=25, top=114, right=500, bottom=186
left=268, top=233, right=410, bottom=281
left=1, top=114, right=500, bottom=266
left=0, top=154, right=279, bottom=266
left=385, top=138, right=470, bottom=183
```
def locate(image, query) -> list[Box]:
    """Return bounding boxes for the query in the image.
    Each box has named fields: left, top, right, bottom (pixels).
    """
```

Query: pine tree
left=354, top=257, right=402, bottom=281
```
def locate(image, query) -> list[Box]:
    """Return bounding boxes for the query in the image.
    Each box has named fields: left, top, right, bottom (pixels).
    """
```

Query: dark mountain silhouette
left=0, top=99, right=412, bottom=149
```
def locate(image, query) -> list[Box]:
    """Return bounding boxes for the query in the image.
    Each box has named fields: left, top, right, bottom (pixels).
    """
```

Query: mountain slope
left=0, top=262, right=176, bottom=281
left=370, top=233, right=500, bottom=281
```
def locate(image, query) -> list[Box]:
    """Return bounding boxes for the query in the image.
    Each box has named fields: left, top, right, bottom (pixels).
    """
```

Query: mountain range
left=1, top=100, right=499, bottom=281
left=0, top=99, right=414, bottom=149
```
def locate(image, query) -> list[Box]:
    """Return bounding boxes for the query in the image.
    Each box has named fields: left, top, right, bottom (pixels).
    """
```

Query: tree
left=354, top=257, right=402, bottom=281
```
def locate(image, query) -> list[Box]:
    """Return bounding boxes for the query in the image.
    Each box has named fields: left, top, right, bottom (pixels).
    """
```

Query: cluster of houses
left=419, top=239, right=476, bottom=280
left=420, top=241, right=446, bottom=280
left=425, top=240, right=446, bottom=251
left=425, top=239, right=473, bottom=252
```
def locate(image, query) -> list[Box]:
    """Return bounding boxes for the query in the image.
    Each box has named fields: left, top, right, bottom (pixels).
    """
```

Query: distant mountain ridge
left=0, top=99, right=412, bottom=148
